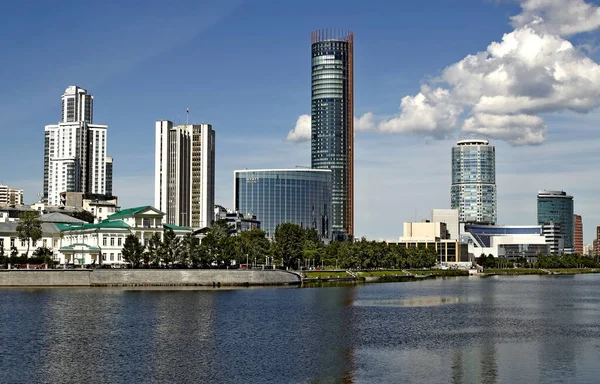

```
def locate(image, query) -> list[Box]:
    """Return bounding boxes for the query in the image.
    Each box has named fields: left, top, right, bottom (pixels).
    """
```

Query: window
left=99, top=208, right=102, bottom=213
left=118, top=238, right=122, bottom=246
left=118, top=253, right=121, bottom=261
left=102, top=253, right=107, bottom=261
left=21, top=240, right=26, bottom=247
left=110, top=253, right=114, bottom=261
left=110, top=237, right=114, bottom=246
left=103, top=236, right=107, bottom=246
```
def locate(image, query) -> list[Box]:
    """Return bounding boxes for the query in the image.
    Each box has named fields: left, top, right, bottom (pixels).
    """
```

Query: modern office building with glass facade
left=234, top=169, right=332, bottom=242
left=451, top=139, right=497, bottom=225
left=537, top=190, right=574, bottom=253
left=311, top=29, right=354, bottom=240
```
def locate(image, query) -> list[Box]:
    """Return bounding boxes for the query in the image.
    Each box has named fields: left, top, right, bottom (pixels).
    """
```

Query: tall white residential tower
left=155, top=121, right=215, bottom=229
left=43, top=86, right=113, bottom=206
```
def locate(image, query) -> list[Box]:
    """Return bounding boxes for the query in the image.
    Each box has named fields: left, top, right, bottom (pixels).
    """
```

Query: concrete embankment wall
left=0, top=270, right=301, bottom=287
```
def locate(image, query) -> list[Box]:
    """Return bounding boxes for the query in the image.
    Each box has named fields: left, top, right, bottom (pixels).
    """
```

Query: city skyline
left=2, top=0, right=600, bottom=242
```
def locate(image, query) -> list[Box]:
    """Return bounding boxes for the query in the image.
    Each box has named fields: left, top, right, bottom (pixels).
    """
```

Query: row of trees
left=476, top=253, right=600, bottom=269
left=122, top=221, right=439, bottom=270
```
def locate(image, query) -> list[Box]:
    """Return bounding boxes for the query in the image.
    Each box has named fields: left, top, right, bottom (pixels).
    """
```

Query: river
left=2, top=274, right=600, bottom=383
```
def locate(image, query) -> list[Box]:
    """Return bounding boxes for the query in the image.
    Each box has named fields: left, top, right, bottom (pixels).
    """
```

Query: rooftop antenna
left=186, top=108, right=189, bottom=125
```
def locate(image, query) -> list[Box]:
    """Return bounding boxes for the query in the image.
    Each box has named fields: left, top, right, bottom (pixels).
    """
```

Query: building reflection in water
left=147, top=289, right=218, bottom=383
left=34, top=288, right=218, bottom=383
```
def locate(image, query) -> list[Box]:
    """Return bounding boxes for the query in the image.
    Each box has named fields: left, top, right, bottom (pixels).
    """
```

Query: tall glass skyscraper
left=234, top=169, right=332, bottom=242
left=537, top=190, right=574, bottom=253
left=451, top=139, right=497, bottom=225
left=311, top=29, right=354, bottom=240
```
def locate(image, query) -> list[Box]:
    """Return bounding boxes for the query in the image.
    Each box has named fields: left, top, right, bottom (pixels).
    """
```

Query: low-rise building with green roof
left=57, top=205, right=191, bottom=267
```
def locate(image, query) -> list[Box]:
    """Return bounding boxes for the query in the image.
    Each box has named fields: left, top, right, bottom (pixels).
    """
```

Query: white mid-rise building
left=43, top=86, right=112, bottom=206
left=155, top=120, right=215, bottom=229
left=0, top=185, right=24, bottom=206
left=461, top=224, right=549, bottom=259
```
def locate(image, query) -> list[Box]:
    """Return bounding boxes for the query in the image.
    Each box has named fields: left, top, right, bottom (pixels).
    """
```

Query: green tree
left=200, top=232, right=221, bottom=267
left=33, top=247, right=54, bottom=266
left=272, top=223, right=304, bottom=269
left=301, top=228, right=322, bottom=268
left=122, top=234, right=145, bottom=267
left=16, top=211, right=43, bottom=258
left=162, top=228, right=181, bottom=266
left=238, top=229, right=271, bottom=267
left=219, top=236, right=238, bottom=267
left=145, top=233, right=163, bottom=266
left=179, top=233, right=198, bottom=267
left=10, top=246, right=18, bottom=258
left=68, top=210, right=95, bottom=223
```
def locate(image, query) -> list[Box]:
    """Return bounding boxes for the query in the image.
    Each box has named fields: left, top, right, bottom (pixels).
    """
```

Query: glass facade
left=537, top=190, right=574, bottom=251
left=451, top=140, right=497, bottom=225
left=234, top=169, right=332, bottom=242
left=311, top=29, right=353, bottom=240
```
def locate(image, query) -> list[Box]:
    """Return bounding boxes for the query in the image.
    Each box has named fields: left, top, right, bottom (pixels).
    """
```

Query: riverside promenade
left=0, top=269, right=301, bottom=287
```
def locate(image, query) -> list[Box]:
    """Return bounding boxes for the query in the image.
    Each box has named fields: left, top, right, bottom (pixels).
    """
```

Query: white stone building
left=57, top=205, right=191, bottom=266
left=82, top=197, right=120, bottom=223
left=0, top=212, right=80, bottom=259
left=0, top=206, right=191, bottom=267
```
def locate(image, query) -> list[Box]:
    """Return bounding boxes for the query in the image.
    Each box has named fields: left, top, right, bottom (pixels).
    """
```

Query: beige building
left=431, top=209, right=459, bottom=240
left=400, top=221, right=448, bottom=241
left=0, top=185, right=24, bottom=206
left=393, top=221, right=469, bottom=264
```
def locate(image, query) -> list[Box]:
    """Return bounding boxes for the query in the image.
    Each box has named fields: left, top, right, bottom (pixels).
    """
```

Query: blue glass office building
left=311, top=29, right=354, bottom=240
left=537, top=190, right=574, bottom=252
left=234, top=169, right=332, bottom=241
left=451, top=139, right=497, bottom=225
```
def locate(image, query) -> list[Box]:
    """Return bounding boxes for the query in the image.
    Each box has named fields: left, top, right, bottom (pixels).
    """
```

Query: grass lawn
left=547, top=268, right=600, bottom=274
left=484, top=268, right=547, bottom=275
left=303, top=271, right=351, bottom=279
left=408, top=269, right=470, bottom=277
left=355, top=270, right=407, bottom=277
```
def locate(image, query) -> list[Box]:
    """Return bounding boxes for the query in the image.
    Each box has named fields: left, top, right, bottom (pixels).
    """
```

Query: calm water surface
left=2, top=275, right=600, bottom=383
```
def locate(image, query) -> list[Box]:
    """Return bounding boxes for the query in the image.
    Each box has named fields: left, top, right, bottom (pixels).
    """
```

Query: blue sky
left=1, top=0, right=600, bottom=242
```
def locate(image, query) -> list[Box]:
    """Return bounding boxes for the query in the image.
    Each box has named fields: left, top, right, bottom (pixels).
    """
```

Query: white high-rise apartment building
left=44, top=86, right=111, bottom=206
left=155, top=120, right=215, bottom=229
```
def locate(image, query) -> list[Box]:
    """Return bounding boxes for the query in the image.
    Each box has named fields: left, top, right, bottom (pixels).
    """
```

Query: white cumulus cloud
left=511, top=0, right=600, bottom=37
left=463, top=113, right=547, bottom=145
left=286, top=112, right=379, bottom=142
left=379, top=0, right=600, bottom=145
left=354, top=112, right=377, bottom=132
left=286, top=114, right=311, bottom=142
left=286, top=0, right=600, bottom=146
left=379, top=86, right=463, bottom=136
